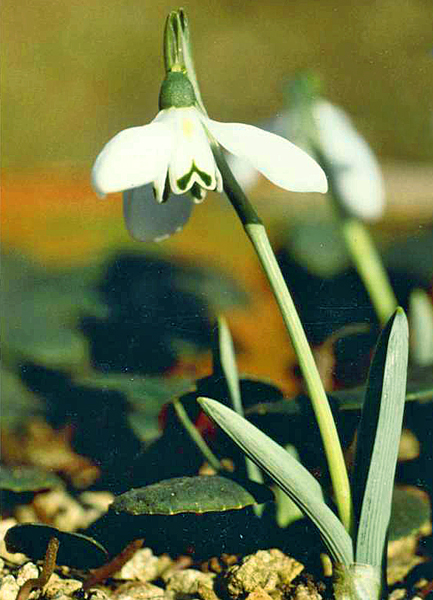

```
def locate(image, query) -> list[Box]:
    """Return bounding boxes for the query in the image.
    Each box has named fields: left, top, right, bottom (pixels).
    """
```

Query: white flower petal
left=227, top=154, right=260, bottom=191
left=206, top=119, right=328, bottom=194
left=152, top=164, right=169, bottom=204
left=167, top=108, right=219, bottom=194
left=91, top=123, right=174, bottom=196
left=122, top=185, right=194, bottom=242
left=215, top=165, right=223, bottom=193
left=313, top=100, right=385, bottom=221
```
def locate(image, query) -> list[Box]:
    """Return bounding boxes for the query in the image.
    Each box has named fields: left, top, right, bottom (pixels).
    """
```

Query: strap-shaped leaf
left=213, top=316, right=243, bottom=414
left=213, top=316, right=264, bottom=489
left=352, top=308, right=409, bottom=566
left=198, top=397, right=353, bottom=565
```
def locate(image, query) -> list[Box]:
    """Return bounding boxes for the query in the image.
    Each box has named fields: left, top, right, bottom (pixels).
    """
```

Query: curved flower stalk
left=91, top=72, right=327, bottom=241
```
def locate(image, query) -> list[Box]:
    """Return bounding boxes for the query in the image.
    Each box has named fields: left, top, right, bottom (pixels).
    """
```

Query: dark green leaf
left=2, top=253, right=106, bottom=368
left=111, top=475, right=273, bottom=516
left=1, top=367, right=45, bottom=429
left=75, top=373, right=193, bottom=407
left=5, top=523, right=108, bottom=569
left=353, top=309, right=409, bottom=567
left=384, top=227, right=433, bottom=283
left=285, top=217, right=350, bottom=278
left=74, top=373, right=194, bottom=443
left=389, top=487, right=431, bottom=542
left=245, top=363, right=433, bottom=418
left=0, top=466, right=63, bottom=493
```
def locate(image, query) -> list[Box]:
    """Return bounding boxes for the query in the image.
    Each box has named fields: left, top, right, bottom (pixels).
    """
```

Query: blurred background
left=2, top=0, right=433, bottom=386
left=3, top=0, right=433, bottom=167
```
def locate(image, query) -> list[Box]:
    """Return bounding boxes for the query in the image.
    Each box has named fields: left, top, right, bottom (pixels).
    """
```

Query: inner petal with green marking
left=177, top=162, right=213, bottom=192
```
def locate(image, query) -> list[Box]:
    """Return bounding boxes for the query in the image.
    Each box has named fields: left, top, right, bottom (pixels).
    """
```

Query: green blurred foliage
left=2, top=0, right=432, bottom=169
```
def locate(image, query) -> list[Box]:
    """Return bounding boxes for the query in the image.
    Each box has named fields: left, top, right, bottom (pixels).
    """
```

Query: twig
left=82, top=539, right=143, bottom=591
left=17, top=537, right=59, bottom=600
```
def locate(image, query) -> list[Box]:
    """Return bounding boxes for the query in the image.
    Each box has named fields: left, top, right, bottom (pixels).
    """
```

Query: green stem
left=314, top=144, right=397, bottom=328
left=213, top=146, right=353, bottom=533
left=341, top=219, right=398, bottom=327
left=173, top=398, right=224, bottom=473
left=245, top=223, right=352, bottom=529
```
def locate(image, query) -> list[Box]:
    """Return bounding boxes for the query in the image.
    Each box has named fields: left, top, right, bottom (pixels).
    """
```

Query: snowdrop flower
left=92, top=71, right=327, bottom=241
left=312, top=100, right=385, bottom=221
left=230, top=97, right=385, bottom=222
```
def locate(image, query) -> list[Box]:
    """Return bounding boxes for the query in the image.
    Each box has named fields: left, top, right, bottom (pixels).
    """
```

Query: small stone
left=79, top=491, right=115, bottom=529
left=79, top=491, right=114, bottom=512
left=44, top=573, right=83, bottom=599
left=32, top=489, right=85, bottom=532
left=114, top=548, right=172, bottom=583
left=14, top=504, right=38, bottom=523
left=245, top=587, right=274, bottom=600
left=198, top=584, right=220, bottom=600
left=85, top=590, right=110, bottom=600
left=221, top=549, right=304, bottom=600
left=165, top=569, right=215, bottom=595
left=161, top=556, right=193, bottom=580
left=0, top=574, right=19, bottom=600
left=388, top=590, right=408, bottom=600
left=17, top=561, right=39, bottom=585
left=112, top=581, right=170, bottom=600
left=291, top=583, right=322, bottom=600
left=398, top=428, right=420, bottom=461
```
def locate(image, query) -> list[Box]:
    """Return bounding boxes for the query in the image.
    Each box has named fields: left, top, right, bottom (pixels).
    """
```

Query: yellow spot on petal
left=182, top=117, right=195, bottom=139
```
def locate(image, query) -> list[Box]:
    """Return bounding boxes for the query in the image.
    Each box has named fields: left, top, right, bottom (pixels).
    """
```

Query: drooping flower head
left=91, top=17, right=327, bottom=241
left=230, top=72, right=385, bottom=223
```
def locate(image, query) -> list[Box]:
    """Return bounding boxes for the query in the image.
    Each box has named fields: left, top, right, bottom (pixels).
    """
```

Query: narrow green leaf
left=198, top=397, right=354, bottom=565
left=274, top=445, right=305, bottom=528
left=213, top=316, right=243, bottom=414
left=353, top=308, right=409, bottom=567
left=172, top=398, right=223, bottom=473
left=213, top=317, right=264, bottom=493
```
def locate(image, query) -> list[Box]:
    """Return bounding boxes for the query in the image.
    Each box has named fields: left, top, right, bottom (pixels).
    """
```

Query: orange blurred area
left=1, top=168, right=299, bottom=394
left=1, top=169, right=125, bottom=264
